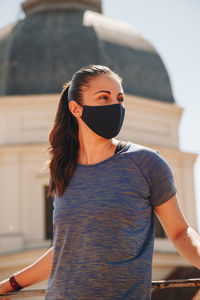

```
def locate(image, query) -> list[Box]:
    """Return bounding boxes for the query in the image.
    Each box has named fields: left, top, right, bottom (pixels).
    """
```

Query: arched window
left=154, top=214, right=166, bottom=238
left=44, top=185, right=53, bottom=242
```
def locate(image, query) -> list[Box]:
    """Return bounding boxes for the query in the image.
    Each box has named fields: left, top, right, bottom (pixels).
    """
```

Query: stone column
left=0, top=153, right=24, bottom=254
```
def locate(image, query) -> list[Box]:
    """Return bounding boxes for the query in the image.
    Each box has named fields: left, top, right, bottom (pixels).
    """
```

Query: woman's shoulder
left=124, top=141, right=173, bottom=178
left=122, top=140, right=159, bottom=158
left=121, top=140, right=172, bottom=172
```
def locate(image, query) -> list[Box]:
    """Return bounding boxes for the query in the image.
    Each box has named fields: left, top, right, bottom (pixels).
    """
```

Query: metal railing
left=152, top=278, right=200, bottom=289
left=0, top=279, right=200, bottom=299
left=0, top=289, right=45, bottom=299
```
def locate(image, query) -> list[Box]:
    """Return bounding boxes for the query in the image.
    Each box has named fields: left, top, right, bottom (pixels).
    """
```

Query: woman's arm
left=154, top=194, right=200, bottom=269
left=0, top=246, right=53, bottom=294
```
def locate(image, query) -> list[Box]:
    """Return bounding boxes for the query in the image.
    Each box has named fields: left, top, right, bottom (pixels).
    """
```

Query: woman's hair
left=48, top=64, right=122, bottom=197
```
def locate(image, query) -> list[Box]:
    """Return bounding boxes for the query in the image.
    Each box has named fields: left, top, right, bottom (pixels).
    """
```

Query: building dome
left=0, top=0, right=175, bottom=102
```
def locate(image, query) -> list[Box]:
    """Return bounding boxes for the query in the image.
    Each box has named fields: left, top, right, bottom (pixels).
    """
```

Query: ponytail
left=48, top=82, right=79, bottom=197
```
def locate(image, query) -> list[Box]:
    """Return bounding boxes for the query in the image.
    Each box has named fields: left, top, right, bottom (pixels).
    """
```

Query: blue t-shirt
left=45, top=141, right=177, bottom=300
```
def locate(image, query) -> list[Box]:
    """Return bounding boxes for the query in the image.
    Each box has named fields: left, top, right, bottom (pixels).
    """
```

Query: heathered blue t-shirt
left=45, top=141, right=177, bottom=300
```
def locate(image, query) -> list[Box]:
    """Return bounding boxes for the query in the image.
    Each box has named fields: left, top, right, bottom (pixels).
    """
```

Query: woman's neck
left=77, top=136, right=119, bottom=165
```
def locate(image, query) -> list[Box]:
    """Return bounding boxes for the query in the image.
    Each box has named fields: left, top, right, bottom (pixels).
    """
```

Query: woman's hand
left=0, top=278, right=13, bottom=296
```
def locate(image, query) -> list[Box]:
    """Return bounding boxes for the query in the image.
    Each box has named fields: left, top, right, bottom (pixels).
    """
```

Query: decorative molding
left=0, top=93, right=183, bottom=148
left=22, top=0, right=102, bottom=15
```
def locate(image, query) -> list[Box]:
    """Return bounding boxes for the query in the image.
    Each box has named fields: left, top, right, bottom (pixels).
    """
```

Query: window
left=44, top=185, right=53, bottom=242
left=154, top=213, right=166, bottom=238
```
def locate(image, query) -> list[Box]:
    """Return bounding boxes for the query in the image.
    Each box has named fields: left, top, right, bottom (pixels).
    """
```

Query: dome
left=0, top=0, right=175, bottom=103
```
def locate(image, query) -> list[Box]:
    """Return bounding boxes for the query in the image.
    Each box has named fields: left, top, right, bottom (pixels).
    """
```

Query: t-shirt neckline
left=76, top=141, right=131, bottom=167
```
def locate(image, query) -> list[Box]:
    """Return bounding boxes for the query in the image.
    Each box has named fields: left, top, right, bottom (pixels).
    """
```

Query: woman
left=0, top=64, right=200, bottom=299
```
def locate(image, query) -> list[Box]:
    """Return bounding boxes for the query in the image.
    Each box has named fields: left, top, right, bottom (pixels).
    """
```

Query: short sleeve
left=144, top=150, right=177, bottom=207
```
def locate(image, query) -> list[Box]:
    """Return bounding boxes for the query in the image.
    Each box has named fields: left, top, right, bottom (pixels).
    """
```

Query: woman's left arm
left=154, top=194, right=200, bottom=269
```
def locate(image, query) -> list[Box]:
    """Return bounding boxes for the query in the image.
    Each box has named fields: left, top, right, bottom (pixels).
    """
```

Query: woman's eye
left=99, top=95, right=109, bottom=100
left=98, top=95, right=124, bottom=102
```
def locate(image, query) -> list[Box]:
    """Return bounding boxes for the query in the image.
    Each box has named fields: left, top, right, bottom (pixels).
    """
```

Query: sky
left=0, top=0, right=200, bottom=228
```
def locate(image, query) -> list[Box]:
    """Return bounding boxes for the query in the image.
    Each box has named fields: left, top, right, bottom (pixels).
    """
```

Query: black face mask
left=79, top=103, right=125, bottom=139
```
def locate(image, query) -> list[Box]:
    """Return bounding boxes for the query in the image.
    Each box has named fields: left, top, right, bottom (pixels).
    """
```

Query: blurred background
left=0, top=1, right=200, bottom=298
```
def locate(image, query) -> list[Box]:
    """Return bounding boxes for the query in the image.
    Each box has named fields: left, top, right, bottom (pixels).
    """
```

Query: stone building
left=0, top=0, right=198, bottom=296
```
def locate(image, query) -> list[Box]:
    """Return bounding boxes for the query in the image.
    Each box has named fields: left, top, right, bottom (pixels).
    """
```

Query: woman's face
left=81, top=73, right=125, bottom=108
left=69, top=74, right=125, bottom=120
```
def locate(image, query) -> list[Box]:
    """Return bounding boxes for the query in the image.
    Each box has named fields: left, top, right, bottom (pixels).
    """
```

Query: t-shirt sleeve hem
left=152, top=187, right=177, bottom=207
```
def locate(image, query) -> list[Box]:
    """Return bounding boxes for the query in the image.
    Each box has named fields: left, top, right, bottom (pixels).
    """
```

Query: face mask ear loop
left=78, top=102, right=83, bottom=120
left=68, top=100, right=83, bottom=141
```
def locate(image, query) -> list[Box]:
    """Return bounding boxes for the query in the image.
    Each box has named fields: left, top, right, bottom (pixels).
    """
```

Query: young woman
left=0, top=65, right=200, bottom=299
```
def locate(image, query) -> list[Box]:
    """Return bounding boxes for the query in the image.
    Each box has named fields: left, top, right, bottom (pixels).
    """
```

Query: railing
left=0, top=279, right=200, bottom=299
left=152, top=278, right=200, bottom=289
left=0, top=289, right=45, bottom=298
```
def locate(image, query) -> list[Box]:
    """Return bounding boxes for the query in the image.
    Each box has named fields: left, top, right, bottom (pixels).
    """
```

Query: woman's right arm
left=0, top=246, right=53, bottom=294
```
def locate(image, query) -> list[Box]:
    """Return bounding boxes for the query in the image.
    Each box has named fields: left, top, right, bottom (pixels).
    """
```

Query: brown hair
left=48, top=64, right=121, bottom=197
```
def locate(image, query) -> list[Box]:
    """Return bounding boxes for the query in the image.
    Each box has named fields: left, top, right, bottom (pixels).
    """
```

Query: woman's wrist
left=0, top=274, right=24, bottom=294
left=9, top=275, right=23, bottom=291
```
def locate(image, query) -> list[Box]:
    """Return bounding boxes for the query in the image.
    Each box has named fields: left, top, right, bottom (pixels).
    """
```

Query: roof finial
left=22, top=0, right=102, bottom=16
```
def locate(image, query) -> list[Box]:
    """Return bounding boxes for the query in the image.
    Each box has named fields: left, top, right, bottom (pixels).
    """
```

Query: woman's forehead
left=86, top=74, right=123, bottom=93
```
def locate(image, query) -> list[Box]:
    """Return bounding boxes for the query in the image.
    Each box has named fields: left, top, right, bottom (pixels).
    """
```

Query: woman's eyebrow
left=94, top=90, right=124, bottom=95
left=94, top=90, right=111, bottom=95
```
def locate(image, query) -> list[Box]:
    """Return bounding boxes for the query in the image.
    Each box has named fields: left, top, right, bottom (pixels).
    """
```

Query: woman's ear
left=68, top=100, right=83, bottom=118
